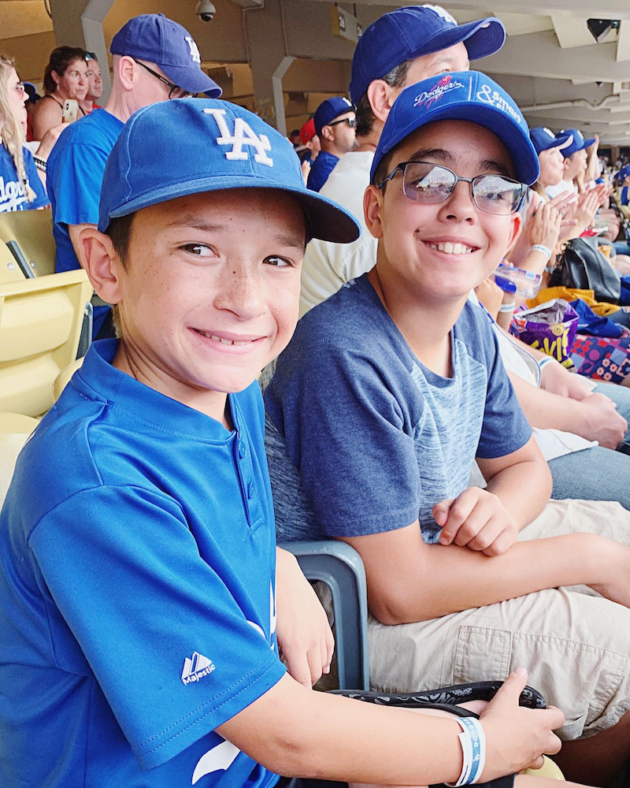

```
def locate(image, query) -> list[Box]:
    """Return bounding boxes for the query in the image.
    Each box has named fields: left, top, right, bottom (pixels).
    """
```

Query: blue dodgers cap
left=530, top=127, right=573, bottom=155
left=98, top=99, right=360, bottom=244
left=314, top=96, right=355, bottom=137
left=110, top=14, right=221, bottom=97
left=349, top=5, right=505, bottom=105
left=558, top=128, right=596, bottom=158
left=370, top=71, right=539, bottom=186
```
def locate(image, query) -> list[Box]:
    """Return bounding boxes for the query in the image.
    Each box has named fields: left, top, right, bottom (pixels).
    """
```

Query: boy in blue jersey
left=265, top=73, right=630, bottom=784
left=0, top=98, right=578, bottom=788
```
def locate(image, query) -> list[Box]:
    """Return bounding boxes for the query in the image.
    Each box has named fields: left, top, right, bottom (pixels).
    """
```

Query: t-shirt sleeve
left=50, top=142, right=108, bottom=227
left=475, top=320, right=532, bottom=459
left=28, top=485, right=285, bottom=770
left=23, top=148, right=50, bottom=208
left=267, top=345, right=422, bottom=537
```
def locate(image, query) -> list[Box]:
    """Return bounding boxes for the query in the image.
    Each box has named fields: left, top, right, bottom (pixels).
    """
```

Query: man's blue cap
left=370, top=71, right=539, bottom=186
left=314, top=96, right=354, bottom=137
left=349, top=5, right=505, bottom=106
left=558, top=128, right=596, bottom=158
left=110, top=14, right=221, bottom=98
left=529, top=127, right=573, bottom=155
left=98, top=99, right=360, bottom=244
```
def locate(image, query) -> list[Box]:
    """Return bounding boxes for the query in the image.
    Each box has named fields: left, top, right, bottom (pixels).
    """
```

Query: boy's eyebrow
left=479, top=159, right=513, bottom=178
left=405, top=151, right=513, bottom=178
left=165, top=216, right=305, bottom=250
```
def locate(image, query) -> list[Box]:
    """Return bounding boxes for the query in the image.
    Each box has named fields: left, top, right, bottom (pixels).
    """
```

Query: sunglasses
left=328, top=117, right=356, bottom=129
left=377, top=160, right=528, bottom=215
left=132, top=58, right=192, bottom=100
left=85, top=52, right=98, bottom=61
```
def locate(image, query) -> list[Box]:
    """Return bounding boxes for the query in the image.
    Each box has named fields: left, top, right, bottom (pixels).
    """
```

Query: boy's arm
left=275, top=547, right=334, bottom=688
left=339, top=517, right=628, bottom=626
left=218, top=667, right=564, bottom=785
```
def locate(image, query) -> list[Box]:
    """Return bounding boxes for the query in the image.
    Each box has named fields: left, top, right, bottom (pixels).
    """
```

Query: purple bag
left=510, top=299, right=579, bottom=368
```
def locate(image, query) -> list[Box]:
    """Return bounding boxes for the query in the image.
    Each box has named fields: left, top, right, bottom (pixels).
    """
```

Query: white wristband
left=446, top=717, right=486, bottom=786
left=499, top=301, right=516, bottom=313
left=538, top=356, right=554, bottom=371
left=531, top=244, right=552, bottom=261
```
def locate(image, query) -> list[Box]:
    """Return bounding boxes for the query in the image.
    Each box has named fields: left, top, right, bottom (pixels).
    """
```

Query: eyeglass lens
left=401, top=162, right=523, bottom=215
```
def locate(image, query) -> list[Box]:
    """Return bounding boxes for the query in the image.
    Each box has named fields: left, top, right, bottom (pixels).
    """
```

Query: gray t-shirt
left=264, top=274, right=531, bottom=544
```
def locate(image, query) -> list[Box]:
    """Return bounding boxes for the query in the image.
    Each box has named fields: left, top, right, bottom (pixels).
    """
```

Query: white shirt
left=545, top=179, right=577, bottom=200
left=300, top=151, right=376, bottom=317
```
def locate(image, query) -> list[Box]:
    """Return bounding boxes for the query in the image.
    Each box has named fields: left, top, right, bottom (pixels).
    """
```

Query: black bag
left=549, top=237, right=621, bottom=304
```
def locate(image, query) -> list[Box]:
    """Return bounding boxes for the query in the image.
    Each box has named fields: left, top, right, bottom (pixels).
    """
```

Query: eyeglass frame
left=327, top=116, right=356, bottom=129
left=131, top=57, right=192, bottom=100
left=376, top=159, right=528, bottom=215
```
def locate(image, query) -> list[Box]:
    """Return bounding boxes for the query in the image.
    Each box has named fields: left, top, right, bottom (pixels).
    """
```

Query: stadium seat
left=0, top=270, right=93, bottom=417
left=0, top=239, right=27, bottom=284
left=0, top=210, right=57, bottom=278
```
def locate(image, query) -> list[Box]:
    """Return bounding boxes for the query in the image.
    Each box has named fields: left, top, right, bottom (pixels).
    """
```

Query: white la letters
left=204, top=108, right=273, bottom=167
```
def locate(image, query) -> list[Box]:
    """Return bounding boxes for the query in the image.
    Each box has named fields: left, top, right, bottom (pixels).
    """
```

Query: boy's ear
left=363, top=184, right=385, bottom=239
left=79, top=227, right=124, bottom=306
left=366, top=79, right=399, bottom=125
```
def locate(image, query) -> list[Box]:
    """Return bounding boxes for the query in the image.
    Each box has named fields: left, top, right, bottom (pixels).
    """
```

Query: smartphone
left=62, top=99, right=79, bottom=124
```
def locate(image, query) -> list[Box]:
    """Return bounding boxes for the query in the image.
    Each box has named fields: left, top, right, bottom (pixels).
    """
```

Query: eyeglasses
left=377, top=160, right=528, bottom=215
left=132, top=58, right=191, bottom=100
left=328, top=117, right=356, bottom=129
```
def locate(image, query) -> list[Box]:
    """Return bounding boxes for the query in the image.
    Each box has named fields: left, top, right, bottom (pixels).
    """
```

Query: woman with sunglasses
left=31, top=46, right=90, bottom=141
left=307, top=96, right=357, bottom=192
left=0, top=54, right=49, bottom=212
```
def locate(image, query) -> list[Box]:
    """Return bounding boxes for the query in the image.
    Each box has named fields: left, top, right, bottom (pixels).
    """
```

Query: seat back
left=0, top=210, right=57, bottom=277
left=0, top=270, right=93, bottom=417
left=0, top=240, right=27, bottom=284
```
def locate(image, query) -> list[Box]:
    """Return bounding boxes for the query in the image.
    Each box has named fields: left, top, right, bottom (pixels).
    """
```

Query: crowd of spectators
left=2, top=6, right=630, bottom=788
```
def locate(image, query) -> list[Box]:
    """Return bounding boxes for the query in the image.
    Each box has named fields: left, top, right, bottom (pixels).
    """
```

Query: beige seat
left=0, top=270, right=93, bottom=417
left=0, top=239, right=27, bottom=284
left=0, top=210, right=57, bottom=278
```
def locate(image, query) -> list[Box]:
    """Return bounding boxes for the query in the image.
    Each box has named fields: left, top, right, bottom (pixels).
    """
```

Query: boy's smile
left=100, top=189, right=305, bottom=424
left=366, top=120, right=521, bottom=304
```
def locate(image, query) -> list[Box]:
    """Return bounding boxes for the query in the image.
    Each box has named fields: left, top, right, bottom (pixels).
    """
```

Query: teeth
left=426, top=242, right=475, bottom=255
left=195, top=330, right=252, bottom=346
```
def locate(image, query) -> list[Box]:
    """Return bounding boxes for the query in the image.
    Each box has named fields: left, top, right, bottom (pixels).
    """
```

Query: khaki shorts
left=368, top=499, right=630, bottom=741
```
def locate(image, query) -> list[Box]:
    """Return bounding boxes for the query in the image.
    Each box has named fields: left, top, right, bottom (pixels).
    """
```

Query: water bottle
left=493, top=263, right=542, bottom=300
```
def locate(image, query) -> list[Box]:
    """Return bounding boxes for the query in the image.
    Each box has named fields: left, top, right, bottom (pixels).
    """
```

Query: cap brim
left=374, top=101, right=539, bottom=185
left=159, top=63, right=222, bottom=97
left=101, top=176, right=361, bottom=243
left=582, top=136, right=596, bottom=150
left=405, top=18, right=506, bottom=64
left=538, top=133, right=573, bottom=153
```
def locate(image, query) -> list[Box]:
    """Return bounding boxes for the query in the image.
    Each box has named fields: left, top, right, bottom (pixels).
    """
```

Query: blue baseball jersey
left=0, top=340, right=285, bottom=787
left=0, top=144, right=49, bottom=212
left=47, top=110, right=124, bottom=337
left=306, top=151, right=339, bottom=192
left=264, top=274, right=531, bottom=543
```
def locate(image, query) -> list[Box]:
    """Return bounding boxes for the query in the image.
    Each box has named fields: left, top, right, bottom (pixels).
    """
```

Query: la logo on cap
left=204, top=108, right=273, bottom=166
left=422, top=4, right=457, bottom=25
left=414, top=74, right=465, bottom=109
left=185, top=36, right=201, bottom=63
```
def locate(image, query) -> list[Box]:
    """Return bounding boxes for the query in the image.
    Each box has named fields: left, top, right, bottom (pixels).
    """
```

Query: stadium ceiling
left=308, top=0, right=630, bottom=146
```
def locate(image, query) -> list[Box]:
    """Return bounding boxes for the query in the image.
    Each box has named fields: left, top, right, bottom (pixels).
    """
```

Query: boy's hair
left=355, top=60, right=412, bottom=139
left=0, top=55, right=36, bottom=203
left=105, top=213, right=135, bottom=338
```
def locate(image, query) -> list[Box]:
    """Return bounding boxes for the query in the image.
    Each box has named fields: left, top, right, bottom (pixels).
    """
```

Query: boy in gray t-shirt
left=265, top=71, right=630, bottom=783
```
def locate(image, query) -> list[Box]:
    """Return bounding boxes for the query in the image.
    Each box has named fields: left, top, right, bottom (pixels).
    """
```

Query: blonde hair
left=0, top=55, right=36, bottom=202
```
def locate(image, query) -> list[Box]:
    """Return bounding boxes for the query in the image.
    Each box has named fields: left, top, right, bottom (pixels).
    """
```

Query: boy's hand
left=579, top=392, right=627, bottom=449
left=540, top=359, right=591, bottom=401
left=480, top=668, right=564, bottom=779
left=275, top=548, right=334, bottom=688
left=433, top=488, right=519, bottom=556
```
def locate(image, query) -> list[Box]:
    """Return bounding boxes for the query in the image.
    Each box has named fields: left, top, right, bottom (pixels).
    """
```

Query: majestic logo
left=181, top=651, right=215, bottom=685
left=415, top=75, right=465, bottom=109
left=204, top=108, right=274, bottom=167
left=185, top=36, right=202, bottom=63
left=476, top=83, right=523, bottom=125
left=422, top=4, right=457, bottom=25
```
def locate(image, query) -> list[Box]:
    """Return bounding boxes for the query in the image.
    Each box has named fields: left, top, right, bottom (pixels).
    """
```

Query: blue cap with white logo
left=98, top=99, right=360, bottom=244
left=370, top=71, right=539, bottom=186
left=110, top=14, right=221, bottom=97
left=349, top=5, right=505, bottom=106
left=314, top=97, right=355, bottom=137
left=529, top=127, right=573, bottom=155
left=558, top=128, right=596, bottom=158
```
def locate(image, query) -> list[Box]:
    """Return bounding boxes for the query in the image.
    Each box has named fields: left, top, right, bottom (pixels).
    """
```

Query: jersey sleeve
left=49, top=142, right=108, bottom=227
left=475, top=321, right=533, bottom=459
left=23, top=148, right=50, bottom=208
left=28, top=485, right=285, bottom=770
left=266, top=345, right=422, bottom=538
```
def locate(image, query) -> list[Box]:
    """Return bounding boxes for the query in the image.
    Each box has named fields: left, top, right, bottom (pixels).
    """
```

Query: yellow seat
left=0, top=210, right=57, bottom=277
left=0, top=239, right=27, bottom=284
left=53, top=357, right=84, bottom=401
left=524, top=755, right=565, bottom=779
left=0, top=270, right=93, bottom=417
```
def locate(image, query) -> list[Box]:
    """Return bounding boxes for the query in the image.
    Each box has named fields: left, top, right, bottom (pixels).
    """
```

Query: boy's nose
left=441, top=180, right=477, bottom=222
left=215, top=267, right=266, bottom=320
